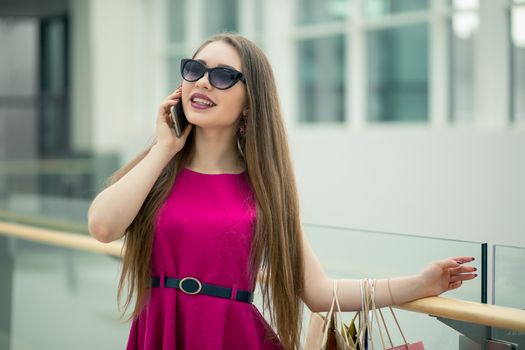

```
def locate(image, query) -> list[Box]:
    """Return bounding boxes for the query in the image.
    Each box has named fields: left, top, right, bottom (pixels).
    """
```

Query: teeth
left=192, top=97, right=215, bottom=107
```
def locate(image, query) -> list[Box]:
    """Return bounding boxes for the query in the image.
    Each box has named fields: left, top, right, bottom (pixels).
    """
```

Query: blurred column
left=89, top=0, right=144, bottom=155
left=429, top=0, right=449, bottom=127
left=510, top=3, right=525, bottom=124
left=448, top=0, right=478, bottom=124
left=239, top=0, right=256, bottom=39
left=0, top=235, right=13, bottom=350
left=475, top=0, right=509, bottom=127
left=263, top=0, right=294, bottom=127
left=185, top=0, right=204, bottom=52
left=349, top=0, right=365, bottom=130
left=70, top=0, right=93, bottom=154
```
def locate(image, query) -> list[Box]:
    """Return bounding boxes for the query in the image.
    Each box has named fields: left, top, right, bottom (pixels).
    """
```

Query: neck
left=187, top=126, right=245, bottom=173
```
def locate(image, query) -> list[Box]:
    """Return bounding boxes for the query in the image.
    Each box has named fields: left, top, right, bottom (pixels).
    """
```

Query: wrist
left=413, top=273, right=428, bottom=299
left=151, top=143, right=178, bottom=161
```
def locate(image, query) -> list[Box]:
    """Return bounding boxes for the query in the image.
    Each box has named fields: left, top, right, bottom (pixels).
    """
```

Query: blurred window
left=0, top=18, right=38, bottom=162
left=0, top=15, right=91, bottom=225
left=0, top=17, right=70, bottom=159
left=204, top=0, right=238, bottom=36
left=40, top=16, right=70, bottom=158
left=296, top=0, right=348, bottom=124
left=511, top=3, right=525, bottom=122
left=167, top=0, right=186, bottom=43
left=166, top=0, right=186, bottom=90
left=297, top=0, right=350, bottom=25
left=166, top=0, right=240, bottom=90
left=168, top=54, right=186, bottom=90
left=363, top=0, right=428, bottom=18
left=297, top=35, right=346, bottom=123
left=367, top=23, right=429, bottom=122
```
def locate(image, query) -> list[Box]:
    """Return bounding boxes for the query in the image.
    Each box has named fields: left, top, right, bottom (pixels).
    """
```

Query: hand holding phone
left=170, top=99, right=189, bottom=138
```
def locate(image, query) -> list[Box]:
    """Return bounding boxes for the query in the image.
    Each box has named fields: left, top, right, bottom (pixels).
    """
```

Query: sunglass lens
left=210, top=69, right=236, bottom=89
left=182, top=60, right=205, bottom=81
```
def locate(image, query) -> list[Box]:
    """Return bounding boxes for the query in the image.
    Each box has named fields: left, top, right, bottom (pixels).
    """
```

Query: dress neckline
left=182, top=167, right=247, bottom=176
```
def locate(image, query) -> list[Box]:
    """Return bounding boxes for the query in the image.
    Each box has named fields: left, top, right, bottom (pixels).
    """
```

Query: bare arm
left=88, top=87, right=192, bottom=243
left=301, top=232, right=477, bottom=312
left=88, top=144, right=177, bottom=243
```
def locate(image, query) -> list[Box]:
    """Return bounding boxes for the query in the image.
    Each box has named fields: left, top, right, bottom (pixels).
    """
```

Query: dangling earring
left=239, top=115, right=247, bottom=136
left=237, top=114, right=247, bottom=159
left=237, top=136, right=245, bottom=160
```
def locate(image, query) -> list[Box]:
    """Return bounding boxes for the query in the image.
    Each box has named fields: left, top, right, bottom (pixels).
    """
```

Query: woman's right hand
left=417, top=256, right=477, bottom=298
left=155, top=87, right=193, bottom=155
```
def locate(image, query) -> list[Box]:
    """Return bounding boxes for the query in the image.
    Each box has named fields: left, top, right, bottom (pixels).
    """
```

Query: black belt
left=150, top=276, right=254, bottom=303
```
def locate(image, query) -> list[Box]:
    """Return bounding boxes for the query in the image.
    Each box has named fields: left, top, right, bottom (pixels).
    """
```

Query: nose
left=195, top=71, right=212, bottom=90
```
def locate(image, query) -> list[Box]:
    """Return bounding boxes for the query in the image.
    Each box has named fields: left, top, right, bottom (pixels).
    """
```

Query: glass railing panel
left=1, top=235, right=129, bottom=350
left=493, top=244, right=525, bottom=309
left=294, top=223, right=484, bottom=349
left=1, top=220, right=487, bottom=349
left=0, top=154, right=119, bottom=234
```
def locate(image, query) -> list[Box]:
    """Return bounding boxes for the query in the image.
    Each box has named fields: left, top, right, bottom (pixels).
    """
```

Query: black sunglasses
left=180, top=58, right=247, bottom=90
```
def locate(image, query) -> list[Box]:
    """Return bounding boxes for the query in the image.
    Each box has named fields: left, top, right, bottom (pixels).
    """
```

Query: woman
left=87, top=33, right=477, bottom=350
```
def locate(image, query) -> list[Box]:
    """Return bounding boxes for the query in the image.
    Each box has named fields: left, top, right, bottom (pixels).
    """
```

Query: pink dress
left=125, top=168, right=284, bottom=349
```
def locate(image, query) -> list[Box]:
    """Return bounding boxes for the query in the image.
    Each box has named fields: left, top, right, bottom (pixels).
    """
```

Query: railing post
left=0, top=234, right=13, bottom=350
left=481, top=243, right=488, bottom=304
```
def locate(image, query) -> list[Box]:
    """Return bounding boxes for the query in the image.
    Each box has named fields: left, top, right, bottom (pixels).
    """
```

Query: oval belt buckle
left=179, top=277, right=202, bottom=295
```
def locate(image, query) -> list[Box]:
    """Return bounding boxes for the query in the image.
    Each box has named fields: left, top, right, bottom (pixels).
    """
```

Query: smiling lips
left=190, top=93, right=216, bottom=109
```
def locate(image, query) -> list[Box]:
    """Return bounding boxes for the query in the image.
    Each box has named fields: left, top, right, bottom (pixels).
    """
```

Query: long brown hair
left=111, top=33, right=305, bottom=350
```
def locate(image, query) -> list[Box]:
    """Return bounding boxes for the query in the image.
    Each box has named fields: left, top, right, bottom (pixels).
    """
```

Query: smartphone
left=169, top=100, right=189, bottom=137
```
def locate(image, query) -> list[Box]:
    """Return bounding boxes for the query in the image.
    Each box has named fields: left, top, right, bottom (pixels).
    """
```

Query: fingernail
left=473, top=268, right=477, bottom=271
left=471, top=257, right=475, bottom=261
left=474, top=274, right=478, bottom=277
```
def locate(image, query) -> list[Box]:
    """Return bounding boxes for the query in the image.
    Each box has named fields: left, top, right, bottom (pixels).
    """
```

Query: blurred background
left=0, top=0, right=524, bottom=349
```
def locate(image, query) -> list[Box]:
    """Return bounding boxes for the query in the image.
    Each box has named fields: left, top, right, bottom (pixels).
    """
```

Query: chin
left=186, top=114, right=206, bottom=125
left=185, top=112, right=204, bottom=125
left=186, top=110, right=237, bottom=130
left=186, top=112, right=217, bottom=127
